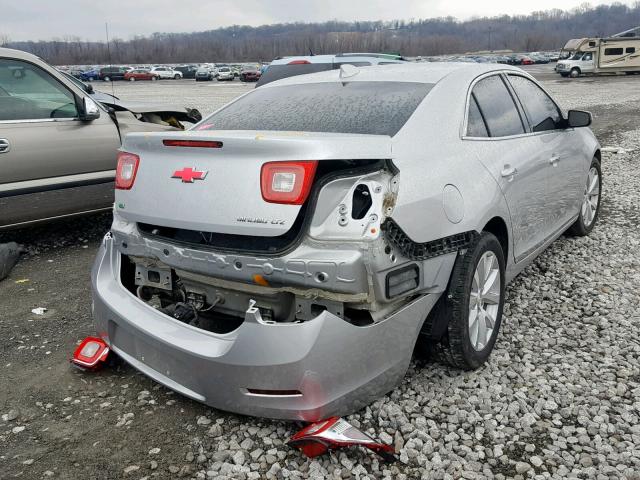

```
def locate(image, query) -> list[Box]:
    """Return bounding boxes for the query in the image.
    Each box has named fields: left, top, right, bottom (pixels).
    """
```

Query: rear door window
left=507, top=75, right=562, bottom=132
left=471, top=75, right=525, bottom=137
left=197, top=81, right=433, bottom=136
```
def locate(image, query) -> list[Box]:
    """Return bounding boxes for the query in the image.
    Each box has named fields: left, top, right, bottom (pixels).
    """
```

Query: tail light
left=71, top=337, right=110, bottom=370
left=261, top=161, right=318, bottom=205
left=288, top=417, right=396, bottom=461
left=115, top=152, right=140, bottom=190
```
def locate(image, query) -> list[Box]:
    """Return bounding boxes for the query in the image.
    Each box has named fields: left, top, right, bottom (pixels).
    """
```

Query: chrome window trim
left=0, top=117, right=79, bottom=125
left=461, top=69, right=566, bottom=141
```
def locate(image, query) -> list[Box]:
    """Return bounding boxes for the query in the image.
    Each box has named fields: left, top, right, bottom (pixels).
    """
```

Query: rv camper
left=556, top=26, right=640, bottom=78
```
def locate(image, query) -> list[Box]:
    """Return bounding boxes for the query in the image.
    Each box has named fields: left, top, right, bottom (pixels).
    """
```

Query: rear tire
left=434, top=232, right=506, bottom=370
left=570, top=68, right=580, bottom=78
left=129, top=77, right=135, bottom=81
left=567, top=157, right=602, bottom=236
left=103, top=76, right=111, bottom=82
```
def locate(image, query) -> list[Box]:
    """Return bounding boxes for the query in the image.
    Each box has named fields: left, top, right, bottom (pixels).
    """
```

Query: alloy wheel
left=581, top=166, right=600, bottom=227
left=468, top=251, right=501, bottom=351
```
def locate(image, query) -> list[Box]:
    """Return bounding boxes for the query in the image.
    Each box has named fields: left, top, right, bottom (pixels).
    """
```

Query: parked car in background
left=216, top=67, right=234, bottom=81
left=150, top=66, right=183, bottom=79
left=91, top=62, right=601, bottom=420
left=175, top=65, right=199, bottom=79
left=256, top=53, right=405, bottom=87
left=0, top=47, right=201, bottom=230
left=124, top=69, right=159, bottom=81
left=195, top=66, right=215, bottom=81
left=80, top=67, right=100, bottom=81
left=240, top=68, right=261, bottom=82
left=99, top=66, right=128, bottom=82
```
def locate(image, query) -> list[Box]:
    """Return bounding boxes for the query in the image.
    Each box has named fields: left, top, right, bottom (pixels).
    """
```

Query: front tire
left=435, top=232, right=506, bottom=370
left=570, top=68, right=580, bottom=78
left=567, top=157, right=602, bottom=236
left=129, top=77, right=135, bottom=81
left=103, top=76, right=111, bottom=82
left=174, top=74, right=180, bottom=80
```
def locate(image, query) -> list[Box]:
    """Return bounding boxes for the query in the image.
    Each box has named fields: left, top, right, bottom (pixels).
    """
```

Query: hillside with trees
left=2, top=2, right=640, bottom=64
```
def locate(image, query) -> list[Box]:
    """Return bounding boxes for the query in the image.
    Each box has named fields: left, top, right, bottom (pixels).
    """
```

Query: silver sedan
left=91, top=62, right=601, bottom=420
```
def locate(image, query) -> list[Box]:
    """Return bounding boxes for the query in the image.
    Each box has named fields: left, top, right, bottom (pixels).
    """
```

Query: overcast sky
left=1, top=0, right=630, bottom=41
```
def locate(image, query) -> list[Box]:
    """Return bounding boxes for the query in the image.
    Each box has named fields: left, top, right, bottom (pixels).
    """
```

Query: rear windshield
left=196, top=81, right=433, bottom=136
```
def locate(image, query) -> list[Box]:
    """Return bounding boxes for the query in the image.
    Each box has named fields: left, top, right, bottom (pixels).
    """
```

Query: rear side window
left=196, top=81, right=433, bottom=136
left=508, top=75, right=562, bottom=132
left=627, top=47, right=636, bottom=54
left=471, top=75, right=524, bottom=137
left=466, top=94, right=489, bottom=137
left=604, top=48, right=623, bottom=56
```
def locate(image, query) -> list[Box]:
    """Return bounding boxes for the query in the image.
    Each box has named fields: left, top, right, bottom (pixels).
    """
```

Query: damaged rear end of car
left=91, top=77, right=454, bottom=420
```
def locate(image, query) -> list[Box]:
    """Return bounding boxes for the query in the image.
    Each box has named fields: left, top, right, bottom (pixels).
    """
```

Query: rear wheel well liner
left=482, top=216, right=509, bottom=262
left=594, top=149, right=601, bottom=163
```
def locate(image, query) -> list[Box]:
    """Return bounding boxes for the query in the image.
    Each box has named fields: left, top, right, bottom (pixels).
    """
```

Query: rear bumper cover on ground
left=91, top=234, right=439, bottom=420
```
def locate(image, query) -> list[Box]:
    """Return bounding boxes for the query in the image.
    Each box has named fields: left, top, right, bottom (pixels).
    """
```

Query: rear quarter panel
left=388, top=74, right=513, bottom=255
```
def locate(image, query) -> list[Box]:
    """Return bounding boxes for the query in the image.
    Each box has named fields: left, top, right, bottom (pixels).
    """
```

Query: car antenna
left=105, top=22, right=115, bottom=98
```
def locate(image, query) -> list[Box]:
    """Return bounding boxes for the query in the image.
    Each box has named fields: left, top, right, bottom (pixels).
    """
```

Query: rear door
left=0, top=56, right=120, bottom=227
left=465, top=73, right=548, bottom=261
left=506, top=73, right=584, bottom=233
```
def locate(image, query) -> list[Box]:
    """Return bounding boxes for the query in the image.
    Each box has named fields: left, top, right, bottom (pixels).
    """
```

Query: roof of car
left=0, top=47, right=40, bottom=61
left=263, top=62, right=525, bottom=88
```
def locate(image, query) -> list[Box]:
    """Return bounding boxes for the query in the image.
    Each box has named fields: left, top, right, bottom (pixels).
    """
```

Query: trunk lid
left=116, top=130, right=392, bottom=237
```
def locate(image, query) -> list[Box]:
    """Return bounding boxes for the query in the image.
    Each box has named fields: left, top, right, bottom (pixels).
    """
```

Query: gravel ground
left=2, top=65, right=640, bottom=479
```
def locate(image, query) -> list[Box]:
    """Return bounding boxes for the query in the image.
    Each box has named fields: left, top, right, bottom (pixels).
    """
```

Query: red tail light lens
left=71, top=337, right=110, bottom=370
left=115, top=152, right=140, bottom=190
left=287, top=60, right=311, bottom=65
left=261, top=161, right=318, bottom=205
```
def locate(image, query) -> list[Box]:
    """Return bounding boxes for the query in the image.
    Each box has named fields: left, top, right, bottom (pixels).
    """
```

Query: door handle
left=501, top=164, right=518, bottom=179
left=549, top=154, right=560, bottom=165
left=0, top=139, right=10, bottom=154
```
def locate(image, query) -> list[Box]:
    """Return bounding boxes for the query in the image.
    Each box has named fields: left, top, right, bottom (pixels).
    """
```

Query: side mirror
left=78, top=97, right=100, bottom=121
left=567, top=110, right=591, bottom=128
left=85, top=83, right=94, bottom=94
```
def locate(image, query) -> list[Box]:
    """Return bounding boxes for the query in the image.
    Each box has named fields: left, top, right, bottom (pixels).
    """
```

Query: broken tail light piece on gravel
left=288, top=417, right=397, bottom=461
left=70, top=337, right=110, bottom=370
